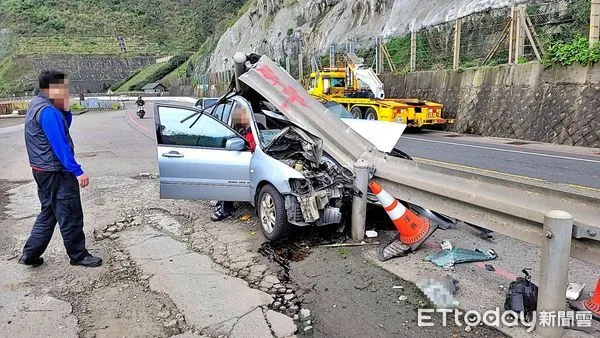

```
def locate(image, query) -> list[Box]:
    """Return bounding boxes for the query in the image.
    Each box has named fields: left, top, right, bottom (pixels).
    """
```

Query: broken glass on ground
left=425, top=247, right=497, bottom=268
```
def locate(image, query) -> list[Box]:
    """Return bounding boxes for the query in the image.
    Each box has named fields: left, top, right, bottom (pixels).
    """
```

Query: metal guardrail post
left=233, top=52, right=247, bottom=92
left=536, top=210, right=573, bottom=338
left=351, top=159, right=369, bottom=241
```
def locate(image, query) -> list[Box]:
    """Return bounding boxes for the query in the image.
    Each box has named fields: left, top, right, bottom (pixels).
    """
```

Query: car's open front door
left=154, top=104, right=253, bottom=202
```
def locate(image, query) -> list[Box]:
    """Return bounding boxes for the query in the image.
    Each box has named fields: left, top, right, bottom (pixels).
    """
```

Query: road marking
left=414, top=157, right=546, bottom=182
left=403, top=136, right=600, bottom=164
left=127, top=111, right=153, bottom=133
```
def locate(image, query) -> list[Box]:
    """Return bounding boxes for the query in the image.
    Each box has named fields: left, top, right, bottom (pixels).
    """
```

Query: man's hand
left=77, top=173, right=90, bottom=188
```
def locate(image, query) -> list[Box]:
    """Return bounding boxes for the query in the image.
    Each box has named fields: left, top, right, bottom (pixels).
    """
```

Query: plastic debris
left=441, top=240, right=453, bottom=250
left=566, top=283, right=585, bottom=301
left=398, top=295, right=408, bottom=301
left=485, top=264, right=496, bottom=271
left=425, top=247, right=498, bottom=268
left=365, top=230, right=378, bottom=238
left=392, top=286, right=404, bottom=290
left=240, top=213, right=252, bottom=222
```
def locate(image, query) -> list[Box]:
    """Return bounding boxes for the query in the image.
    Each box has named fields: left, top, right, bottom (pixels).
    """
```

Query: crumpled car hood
left=238, top=55, right=405, bottom=169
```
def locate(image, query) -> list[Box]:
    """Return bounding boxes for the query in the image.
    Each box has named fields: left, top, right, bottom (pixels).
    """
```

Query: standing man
left=19, top=71, right=102, bottom=268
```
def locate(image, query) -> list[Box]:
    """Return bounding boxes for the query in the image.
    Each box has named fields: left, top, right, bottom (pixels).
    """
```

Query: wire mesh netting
left=416, top=24, right=456, bottom=71
left=459, top=7, right=511, bottom=67
left=524, top=0, right=590, bottom=61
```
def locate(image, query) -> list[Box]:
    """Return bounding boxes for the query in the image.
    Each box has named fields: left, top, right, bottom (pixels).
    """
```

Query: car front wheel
left=258, top=184, right=291, bottom=241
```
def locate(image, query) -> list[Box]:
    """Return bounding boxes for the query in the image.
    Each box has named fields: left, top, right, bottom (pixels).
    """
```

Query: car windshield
left=322, top=101, right=353, bottom=119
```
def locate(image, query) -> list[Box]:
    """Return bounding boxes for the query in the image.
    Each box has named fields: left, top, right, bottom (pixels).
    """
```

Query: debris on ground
left=445, top=275, right=459, bottom=294
left=321, top=242, right=379, bottom=248
left=392, top=285, right=404, bottom=290
left=417, top=277, right=460, bottom=309
left=239, top=213, right=252, bottom=222
left=485, top=264, right=495, bottom=271
left=440, top=240, right=453, bottom=250
left=93, top=216, right=142, bottom=241
left=566, top=283, right=586, bottom=301
left=425, top=247, right=497, bottom=268
left=466, top=223, right=494, bottom=240
left=138, top=172, right=159, bottom=179
left=398, top=295, right=408, bottom=301
left=366, top=230, right=378, bottom=238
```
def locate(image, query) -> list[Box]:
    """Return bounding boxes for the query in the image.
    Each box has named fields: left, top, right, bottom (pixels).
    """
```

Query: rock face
left=208, top=0, right=510, bottom=72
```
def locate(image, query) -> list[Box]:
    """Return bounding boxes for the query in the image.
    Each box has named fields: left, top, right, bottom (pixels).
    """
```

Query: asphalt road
left=396, top=130, right=600, bottom=190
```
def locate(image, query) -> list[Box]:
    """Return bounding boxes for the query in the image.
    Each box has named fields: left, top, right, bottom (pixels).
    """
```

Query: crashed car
left=154, top=54, right=457, bottom=241
left=154, top=94, right=410, bottom=240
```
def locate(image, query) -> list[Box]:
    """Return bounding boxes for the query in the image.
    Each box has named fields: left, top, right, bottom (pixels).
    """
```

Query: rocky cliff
left=209, top=0, right=511, bottom=72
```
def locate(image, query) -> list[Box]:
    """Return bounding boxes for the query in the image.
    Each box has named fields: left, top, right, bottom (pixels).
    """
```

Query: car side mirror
left=226, top=137, right=246, bottom=151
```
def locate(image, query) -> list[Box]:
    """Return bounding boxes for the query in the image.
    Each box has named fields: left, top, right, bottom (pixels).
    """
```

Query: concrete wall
left=12, top=54, right=154, bottom=94
left=381, top=63, right=600, bottom=148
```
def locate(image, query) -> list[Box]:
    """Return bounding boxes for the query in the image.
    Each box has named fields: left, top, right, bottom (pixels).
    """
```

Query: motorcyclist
left=136, top=95, right=145, bottom=108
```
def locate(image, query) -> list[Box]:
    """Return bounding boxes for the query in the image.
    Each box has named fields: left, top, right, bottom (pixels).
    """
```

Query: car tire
left=365, top=107, right=378, bottom=120
left=258, top=184, right=291, bottom=241
left=350, top=106, right=363, bottom=119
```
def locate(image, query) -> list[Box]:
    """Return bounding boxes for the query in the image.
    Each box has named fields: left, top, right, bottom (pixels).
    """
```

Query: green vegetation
left=116, top=52, right=191, bottom=91
left=110, top=69, right=142, bottom=92
left=116, top=62, right=167, bottom=92
left=16, top=36, right=164, bottom=55
left=70, top=102, right=120, bottom=112
left=543, top=35, right=600, bottom=66
left=0, top=0, right=248, bottom=53
left=336, top=248, right=349, bottom=258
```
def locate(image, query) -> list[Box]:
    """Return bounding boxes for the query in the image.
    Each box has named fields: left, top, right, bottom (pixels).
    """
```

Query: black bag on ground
left=504, top=269, right=538, bottom=317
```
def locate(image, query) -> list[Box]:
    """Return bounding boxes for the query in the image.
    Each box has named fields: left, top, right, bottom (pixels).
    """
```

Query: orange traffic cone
left=585, top=278, right=600, bottom=316
left=369, top=181, right=437, bottom=251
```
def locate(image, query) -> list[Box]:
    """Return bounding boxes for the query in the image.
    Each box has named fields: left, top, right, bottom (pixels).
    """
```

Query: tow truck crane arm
left=346, top=53, right=385, bottom=100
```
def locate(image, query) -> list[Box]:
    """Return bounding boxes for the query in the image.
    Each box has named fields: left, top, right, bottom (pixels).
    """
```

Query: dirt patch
left=291, top=246, right=507, bottom=338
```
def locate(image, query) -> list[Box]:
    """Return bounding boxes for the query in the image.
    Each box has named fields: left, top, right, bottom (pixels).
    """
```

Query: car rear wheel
left=258, top=184, right=291, bottom=241
left=350, top=106, right=363, bottom=119
left=365, top=107, right=378, bottom=120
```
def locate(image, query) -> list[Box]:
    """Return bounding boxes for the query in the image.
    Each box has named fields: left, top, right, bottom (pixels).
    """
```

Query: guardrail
left=237, top=55, right=599, bottom=336
left=238, top=55, right=600, bottom=265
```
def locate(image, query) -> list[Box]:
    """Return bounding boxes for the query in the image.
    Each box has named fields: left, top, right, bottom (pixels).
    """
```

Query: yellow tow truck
left=307, top=53, right=454, bottom=129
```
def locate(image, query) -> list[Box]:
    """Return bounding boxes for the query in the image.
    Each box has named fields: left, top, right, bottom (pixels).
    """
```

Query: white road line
left=402, top=136, right=600, bottom=164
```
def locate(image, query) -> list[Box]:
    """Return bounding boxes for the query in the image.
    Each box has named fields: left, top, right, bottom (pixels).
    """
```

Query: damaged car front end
left=261, top=123, right=356, bottom=228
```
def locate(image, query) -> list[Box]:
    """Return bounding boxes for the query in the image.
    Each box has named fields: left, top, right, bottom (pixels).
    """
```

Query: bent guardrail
left=238, top=55, right=600, bottom=266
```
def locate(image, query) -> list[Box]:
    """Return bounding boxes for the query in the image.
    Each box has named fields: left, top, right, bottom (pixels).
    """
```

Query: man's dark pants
left=23, top=170, right=89, bottom=261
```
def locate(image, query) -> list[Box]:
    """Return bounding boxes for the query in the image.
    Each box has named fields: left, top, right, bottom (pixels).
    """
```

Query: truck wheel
left=258, top=184, right=291, bottom=241
left=350, top=106, right=363, bottom=119
left=365, top=107, right=378, bottom=120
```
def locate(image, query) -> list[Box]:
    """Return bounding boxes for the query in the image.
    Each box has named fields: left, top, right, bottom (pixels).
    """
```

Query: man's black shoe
left=18, top=254, right=44, bottom=267
left=70, top=255, right=102, bottom=267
